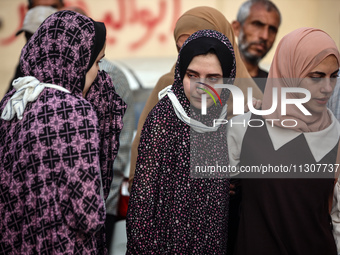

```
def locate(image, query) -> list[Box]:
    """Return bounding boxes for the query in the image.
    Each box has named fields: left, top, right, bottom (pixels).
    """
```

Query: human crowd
left=1, top=0, right=340, bottom=254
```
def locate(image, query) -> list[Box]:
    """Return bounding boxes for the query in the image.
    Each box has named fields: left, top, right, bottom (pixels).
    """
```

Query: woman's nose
left=196, top=82, right=207, bottom=94
left=321, top=78, right=335, bottom=93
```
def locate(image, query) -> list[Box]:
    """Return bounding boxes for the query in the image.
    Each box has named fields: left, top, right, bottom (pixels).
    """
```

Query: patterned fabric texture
left=98, top=59, right=134, bottom=216
left=0, top=10, right=125, bottom=254
left=85, top=70, right=127, bottom=200
left=126, top=30, right=234, bottom=254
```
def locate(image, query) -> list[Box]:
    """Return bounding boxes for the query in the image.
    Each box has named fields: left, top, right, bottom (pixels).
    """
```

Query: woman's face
left=183, top=53, right=223, bottom=109
left=298, top=54, right=339, bottom=116
left=83, top=42, right=106, bottom=97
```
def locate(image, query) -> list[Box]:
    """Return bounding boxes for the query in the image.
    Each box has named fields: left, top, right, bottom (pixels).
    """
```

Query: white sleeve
left=331, top=179, right=340, bottom=255
left=227, top=111, right=251, bottom=176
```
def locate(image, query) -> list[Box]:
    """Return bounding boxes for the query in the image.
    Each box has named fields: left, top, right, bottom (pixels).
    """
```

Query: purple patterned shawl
left=0, top=11, right=125, bottom=254
left=127, top=30, right=235, bottom=254
left=85, top=71, right=126, bottom=199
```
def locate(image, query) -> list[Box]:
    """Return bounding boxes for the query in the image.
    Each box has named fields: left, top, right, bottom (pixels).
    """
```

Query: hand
left=229, top=183, right=236, bottom=196
left=229, top=179, right=241, bottom=196
left=244, top=97, right=262, bottom=112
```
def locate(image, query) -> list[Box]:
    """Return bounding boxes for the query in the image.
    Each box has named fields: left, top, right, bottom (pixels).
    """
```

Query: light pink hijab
left=262, top=27, right=340, bottom=132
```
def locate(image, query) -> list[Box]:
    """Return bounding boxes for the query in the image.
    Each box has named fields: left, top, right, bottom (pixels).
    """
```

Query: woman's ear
left=231, top=21, right=241, bottom=38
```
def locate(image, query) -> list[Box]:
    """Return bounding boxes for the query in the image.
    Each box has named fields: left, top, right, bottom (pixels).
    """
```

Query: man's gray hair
left=236, top=0, right=281, bottom=25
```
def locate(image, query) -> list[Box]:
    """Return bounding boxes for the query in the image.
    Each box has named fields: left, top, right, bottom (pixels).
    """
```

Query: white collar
left=266, top=110, right=340, bottom=162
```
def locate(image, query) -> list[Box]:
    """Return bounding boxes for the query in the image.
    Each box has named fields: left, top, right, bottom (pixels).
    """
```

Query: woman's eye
left=188, top=74, right=198, bottom=79
left=207, top=77, right=220, bottom=83
left=310, top=77, right=321, bottom=82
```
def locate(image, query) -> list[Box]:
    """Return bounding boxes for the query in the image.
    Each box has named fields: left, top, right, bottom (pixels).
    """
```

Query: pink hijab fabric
left=262, top=27, right=340, bottom=132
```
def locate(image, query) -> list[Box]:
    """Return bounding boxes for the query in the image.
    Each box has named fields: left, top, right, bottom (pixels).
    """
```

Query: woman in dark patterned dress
left=228, top=27, right=340, bottom=255
left=0, top=10, right=126, bottom=254
left=126, top=29, right=236, bottom=254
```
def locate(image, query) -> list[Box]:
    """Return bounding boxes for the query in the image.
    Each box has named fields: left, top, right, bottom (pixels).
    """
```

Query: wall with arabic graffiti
left=0, top=0, right=339, bottom=99
left=1, top=0, right=177, bottom=52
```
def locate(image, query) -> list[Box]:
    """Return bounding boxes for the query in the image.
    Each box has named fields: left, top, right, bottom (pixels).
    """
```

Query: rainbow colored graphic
left=196, top=82, right=222, bottom=106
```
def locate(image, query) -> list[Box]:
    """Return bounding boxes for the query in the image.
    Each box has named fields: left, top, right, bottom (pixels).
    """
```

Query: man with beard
left=232, top=0, right=281, bottom=92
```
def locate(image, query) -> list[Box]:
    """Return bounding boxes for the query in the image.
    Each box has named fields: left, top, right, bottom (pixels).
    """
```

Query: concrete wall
left=0, top=0, right=339, bottom=99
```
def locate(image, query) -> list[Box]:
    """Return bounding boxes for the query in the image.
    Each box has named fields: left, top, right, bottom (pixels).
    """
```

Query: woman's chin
left=189, top=100, right=215, bottom=110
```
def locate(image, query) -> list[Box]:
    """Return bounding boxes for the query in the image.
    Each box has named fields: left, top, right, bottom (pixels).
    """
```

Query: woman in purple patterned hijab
left=126, top=29, right=235, bottom=254
left=0, top=10, right=126, bottom=254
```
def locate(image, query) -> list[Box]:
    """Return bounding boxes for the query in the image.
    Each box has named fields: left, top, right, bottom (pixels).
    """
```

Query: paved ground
left=109, top=220, right=127, bottom=255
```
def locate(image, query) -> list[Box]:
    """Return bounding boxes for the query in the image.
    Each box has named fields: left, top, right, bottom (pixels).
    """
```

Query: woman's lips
left=315, top=97, right=329, bottom=105
left=191, top=96, right=202, bottom=102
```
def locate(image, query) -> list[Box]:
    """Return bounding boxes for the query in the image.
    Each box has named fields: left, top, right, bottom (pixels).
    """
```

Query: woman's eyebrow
left=186, top=69, right=199, bottom=74
left=207, top=73, right=222, bottom=77
left=331, top=69, right=339, bottom=75
left=308, top=70, right=339, bottom=76
left=187, top=69, right=222, bottom=77
left=308, top=71, right=325, bottom=76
